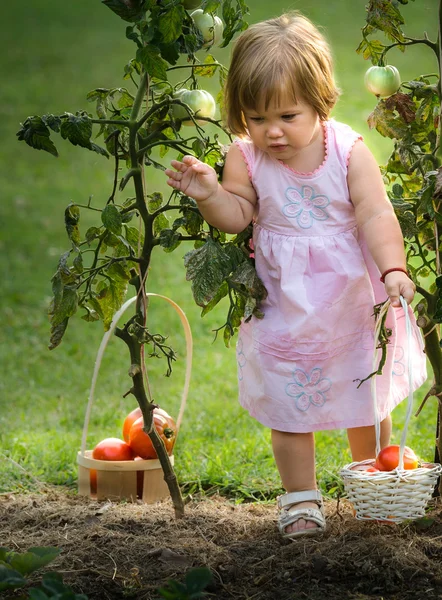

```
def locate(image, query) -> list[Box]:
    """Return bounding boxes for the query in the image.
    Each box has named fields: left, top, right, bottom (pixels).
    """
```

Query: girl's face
left=243, top=93, right=322, bottom=165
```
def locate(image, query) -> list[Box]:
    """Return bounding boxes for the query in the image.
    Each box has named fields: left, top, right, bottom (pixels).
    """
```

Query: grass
left=0, top=0, right=439, bottom=502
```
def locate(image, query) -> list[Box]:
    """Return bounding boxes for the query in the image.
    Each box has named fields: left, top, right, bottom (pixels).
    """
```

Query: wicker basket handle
left=80, top=294, right=192, bottom=456
left=372, top=295, right=413, bottom=469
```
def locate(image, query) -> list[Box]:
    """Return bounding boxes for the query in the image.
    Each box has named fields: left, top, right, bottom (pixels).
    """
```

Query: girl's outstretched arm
left=165, top=144, right=257, bottom=234
left=348, top=141, right=415, bottom=306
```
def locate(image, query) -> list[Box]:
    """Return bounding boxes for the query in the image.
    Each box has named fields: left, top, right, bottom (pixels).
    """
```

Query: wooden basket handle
left=80, top=294, right=192, bottom=456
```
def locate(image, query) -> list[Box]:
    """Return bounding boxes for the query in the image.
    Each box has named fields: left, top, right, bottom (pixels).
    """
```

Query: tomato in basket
left=374, top=444, right=418, bottom=471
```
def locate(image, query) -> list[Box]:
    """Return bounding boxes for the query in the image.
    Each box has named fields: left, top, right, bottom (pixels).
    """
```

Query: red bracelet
left=380, top=267, right=409, bottom=283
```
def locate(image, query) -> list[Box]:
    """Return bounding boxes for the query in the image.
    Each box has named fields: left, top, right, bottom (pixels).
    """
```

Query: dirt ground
left=2, top=490, right=442, bottom=600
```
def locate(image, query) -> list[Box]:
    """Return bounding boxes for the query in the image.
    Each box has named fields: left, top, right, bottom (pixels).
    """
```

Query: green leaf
left=147, top=192, right=164, bottom=211
left=355, top=38, right=384, bottom=63
left=136, top=46, right=168, bottom=80
left=158, top=6, right=185, bottom=44
left=184, top=566, right=213, bottom=594
left=124, top=225, right=144, bottom=251
left=184, top=238, right=235, bottom=306
left=60, top=112, right=92, bottom=145
left=102, top=0, right=147, bottom=23
left=0, top=565, right=26, bottom=591
left=16, top=116, right=58, bottom=157
left=102, top=204, right=123, bottom=235
left=9, top=547, right=61, bottom=576
left=85, top=226, right=102, bottom=243
left=28, top=588, right=49, bottom=600
left=154, top=213, right=170, bottom=236
left=42, top=114, right=62, bottom=133
left=159, top=228, right=181, bottom=252
left=60, top=112, right=109, bottom=157
left=107, top=261, right=131, bottom=282
left=201, top=280, right=229, bottom=316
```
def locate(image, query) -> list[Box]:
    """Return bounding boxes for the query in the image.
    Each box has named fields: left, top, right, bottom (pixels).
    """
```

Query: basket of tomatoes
left=77, top=406, right=179, bottom=503
left=76, top=293, right=192, bottom=504
left=340, top=444, right=441, bottom=523
left=340, top=298, right=441, bottom=523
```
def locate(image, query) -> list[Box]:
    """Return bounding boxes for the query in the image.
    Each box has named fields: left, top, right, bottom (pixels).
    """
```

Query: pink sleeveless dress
left=235, top=119, right=427, bottom=433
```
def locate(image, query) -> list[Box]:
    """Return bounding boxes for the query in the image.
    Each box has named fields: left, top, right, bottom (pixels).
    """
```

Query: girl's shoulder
left=232, top=137, right=260, bottom=180
left=326, top=119, right=363, bottom=169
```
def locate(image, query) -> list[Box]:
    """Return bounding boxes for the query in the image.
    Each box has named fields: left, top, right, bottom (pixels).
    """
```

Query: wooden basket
left=77, top=294, right=192, bottom=504
left=77, top=451, right=175, bottom=503
left=340, top=298, right=441, bottom=523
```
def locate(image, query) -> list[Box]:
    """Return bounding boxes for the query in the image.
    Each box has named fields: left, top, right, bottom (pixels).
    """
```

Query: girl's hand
left=383, top=271, right=415, bottom=307
left=165, top=155, right=219, bottom=203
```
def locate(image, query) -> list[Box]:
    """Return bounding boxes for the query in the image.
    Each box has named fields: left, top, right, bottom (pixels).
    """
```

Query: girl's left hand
left=383, top=271, right=415, bottom=306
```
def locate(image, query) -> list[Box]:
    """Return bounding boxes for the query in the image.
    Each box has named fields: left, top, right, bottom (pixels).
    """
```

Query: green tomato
left=171, top=89, right=216, bottom=126
left=364, top=65, right=401, bottom=98
left=182, top=0, right=201, bottom=8
left=190, top=9, right=224, bottom=48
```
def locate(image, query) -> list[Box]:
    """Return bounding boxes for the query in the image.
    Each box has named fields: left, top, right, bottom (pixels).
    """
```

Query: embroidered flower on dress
left=392, top=346, right=405, bottom=377
left=282, top=185, right=330, bottom=229
left=285, top=368, right=332, bottom=412
left=237, top=338, right=247, bottom=381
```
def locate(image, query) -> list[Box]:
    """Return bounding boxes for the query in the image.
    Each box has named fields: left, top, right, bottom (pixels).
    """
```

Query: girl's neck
left=279, top=120, right=326, bottom=174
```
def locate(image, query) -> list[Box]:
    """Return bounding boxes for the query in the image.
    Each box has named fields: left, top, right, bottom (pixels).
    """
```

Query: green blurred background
left=0, top=0, right=439, bottom=499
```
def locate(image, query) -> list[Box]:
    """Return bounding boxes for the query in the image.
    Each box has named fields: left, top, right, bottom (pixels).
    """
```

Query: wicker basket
left=340, top=298, right=441, bottom=523
left=77, top=294, right=192, bottom=504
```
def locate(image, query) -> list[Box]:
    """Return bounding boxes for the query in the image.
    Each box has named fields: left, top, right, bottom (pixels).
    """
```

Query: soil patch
left=2, top=490, right=442, bottom=599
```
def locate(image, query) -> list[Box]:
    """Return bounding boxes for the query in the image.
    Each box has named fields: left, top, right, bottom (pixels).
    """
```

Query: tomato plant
left=190, top=9, right=224, bottom=47
left=16, top=0, right=253, bottom=517
left=129, top=414, right=176, bottom=459
left=374, top=445, right=418, bottom=471
left=92, top=437, right=135, bottom=461
left=364, top=65, right=401, bottom=97
left=172, top=88, right=216, bottom=125
left=357, top=1, right=442, bottom=491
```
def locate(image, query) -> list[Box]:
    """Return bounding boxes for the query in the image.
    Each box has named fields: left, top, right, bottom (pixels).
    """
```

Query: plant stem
left=117, top=70, right=185, bottom=517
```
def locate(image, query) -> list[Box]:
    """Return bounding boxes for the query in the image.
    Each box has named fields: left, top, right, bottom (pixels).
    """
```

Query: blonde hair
left=224, top=12, right=340, bottom=135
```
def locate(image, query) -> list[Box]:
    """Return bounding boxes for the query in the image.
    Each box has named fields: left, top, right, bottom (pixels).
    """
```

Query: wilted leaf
left=50, top=285, right=78, bottom=327
left=16, top=116, right=58, bottom=157
left=384, top=93, right=416, bottom=124
left=93, top=279, right=128, bottom=330
left=65, top=203, right=81, bottom=248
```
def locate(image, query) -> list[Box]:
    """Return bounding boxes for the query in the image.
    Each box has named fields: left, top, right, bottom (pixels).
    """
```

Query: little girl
left=165, top=12, right=427, bottom=539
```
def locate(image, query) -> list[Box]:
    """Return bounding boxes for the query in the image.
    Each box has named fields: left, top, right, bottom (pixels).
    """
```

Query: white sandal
left=277, top=490, right=326, bottom=539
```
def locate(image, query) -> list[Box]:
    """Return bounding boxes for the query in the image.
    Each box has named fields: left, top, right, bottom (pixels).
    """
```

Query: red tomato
left=366, top=467, right=380, bottom=474
left=123, top=406, right=176, bottom=442
left=128, top=414, right=176, bottom=459
left=123, top=407, right=142, bottom=442
left=374, top=445, right=418, bottom=471
left=92, top=437, right=135, bottom=461
left=90, top=469, right=97, bottom=494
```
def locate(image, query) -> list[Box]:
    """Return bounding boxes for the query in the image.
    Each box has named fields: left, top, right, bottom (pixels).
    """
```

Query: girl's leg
left=271, top=430, right=318, bottom=534
left=346, top=415, right=392, bottom=461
